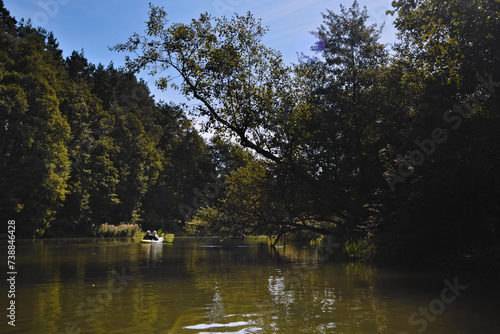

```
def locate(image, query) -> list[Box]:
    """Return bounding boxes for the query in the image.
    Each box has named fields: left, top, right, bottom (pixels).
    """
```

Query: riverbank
left=4, top=230, right=500, bottom=273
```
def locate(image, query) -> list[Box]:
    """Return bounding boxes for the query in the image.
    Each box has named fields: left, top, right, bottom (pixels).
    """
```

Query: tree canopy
left=113, top=0, right=500, bottom=269
left=0, top=1, right=216, bottom=237
left=2, top=0, right=499, bottom=270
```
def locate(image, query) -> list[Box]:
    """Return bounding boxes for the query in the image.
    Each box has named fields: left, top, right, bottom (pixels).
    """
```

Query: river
left=2, top=237, right=499, bottom=333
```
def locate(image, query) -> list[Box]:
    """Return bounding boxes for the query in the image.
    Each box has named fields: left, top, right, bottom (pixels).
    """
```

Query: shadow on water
left=1, top=237, right=499, bottom=333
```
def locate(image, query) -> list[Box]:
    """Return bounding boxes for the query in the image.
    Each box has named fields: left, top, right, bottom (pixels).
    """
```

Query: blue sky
left=4, top=0, right=396, bottom=105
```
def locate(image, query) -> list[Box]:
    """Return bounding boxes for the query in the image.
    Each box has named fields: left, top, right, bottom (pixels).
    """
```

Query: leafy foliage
left=113, top=1, right=390, bottom=242
left=113, top=0, right=500, bottom=270
left=2, top=0, right=499, bottom=270
left=0, top=18, right=70, bottom=236
left=0, top=2, right=216, bottom=237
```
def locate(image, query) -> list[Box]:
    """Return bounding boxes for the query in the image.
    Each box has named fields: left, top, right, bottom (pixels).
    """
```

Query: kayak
left=141, top=237, right=164, bottom=243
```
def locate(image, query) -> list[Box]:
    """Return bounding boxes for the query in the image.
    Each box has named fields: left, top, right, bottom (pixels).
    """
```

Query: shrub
left=93, top=223, right=143, bottom=237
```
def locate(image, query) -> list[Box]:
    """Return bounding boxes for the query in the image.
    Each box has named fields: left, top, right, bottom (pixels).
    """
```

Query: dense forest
left=0, top=1, right=226, bottom=237
left=2, top=0, right=500, bottom=270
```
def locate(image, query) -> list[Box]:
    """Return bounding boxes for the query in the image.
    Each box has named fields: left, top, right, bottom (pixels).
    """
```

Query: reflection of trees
left=18, top=239, right=394, bottom=333
left=182, top=242, right=391, bottom=333
left=259, top=261, right=391, bottom=333
left=207, top=287, right=225, bottom=323
left=16, top=240, right=146, bottom=333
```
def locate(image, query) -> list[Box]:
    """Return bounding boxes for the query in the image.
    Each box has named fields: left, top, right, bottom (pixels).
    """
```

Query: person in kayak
left=152, top=230, right=159, bottom=241
left=143, top=230, right=154, bottom=240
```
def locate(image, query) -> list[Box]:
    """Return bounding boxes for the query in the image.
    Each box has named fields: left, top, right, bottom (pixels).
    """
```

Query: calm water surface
left=2, top=238, right=499, bottom=334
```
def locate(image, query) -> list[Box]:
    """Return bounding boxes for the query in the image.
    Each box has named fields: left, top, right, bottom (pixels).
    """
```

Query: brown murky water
left=2, top=237, right=499, bottom=333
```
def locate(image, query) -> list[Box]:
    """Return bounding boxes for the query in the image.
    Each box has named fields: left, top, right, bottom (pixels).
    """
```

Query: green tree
left=299, top=0, right=389, bottom=210
left=1, top=0, right=217, bottom=237
left=142, top=103, right=215, bottom=231
left=54, top=75, right=116, bottom=234
left=0, top=20, right=70, bottom=237
left=390, top=0, right=500, bottom=87
left=113, top=4, right=383, bottom=238
left=377, top=0, right=500, bottom=267
left=110, top=108, right=162, bottom=224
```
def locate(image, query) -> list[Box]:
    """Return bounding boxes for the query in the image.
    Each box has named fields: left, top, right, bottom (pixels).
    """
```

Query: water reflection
left=141, top=242, right=164, bottom=266
left=2, top=238, right=499, bottom=334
